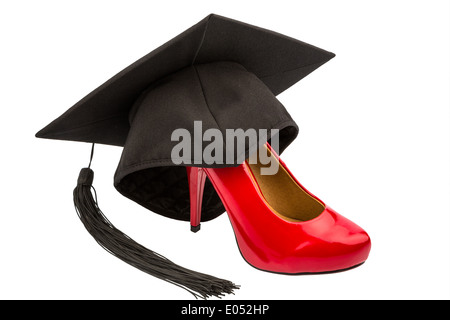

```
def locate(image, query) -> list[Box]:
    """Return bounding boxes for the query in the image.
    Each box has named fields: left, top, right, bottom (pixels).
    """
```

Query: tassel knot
left=77, top=168, right=94, bottom=186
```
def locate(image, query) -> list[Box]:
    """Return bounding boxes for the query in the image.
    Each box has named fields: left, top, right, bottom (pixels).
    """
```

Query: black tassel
left=72, top=145, right=239, bottom=299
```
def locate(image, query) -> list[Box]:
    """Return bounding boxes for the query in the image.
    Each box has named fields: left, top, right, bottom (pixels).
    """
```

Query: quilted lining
left=116, top=166, right=224, bottom=221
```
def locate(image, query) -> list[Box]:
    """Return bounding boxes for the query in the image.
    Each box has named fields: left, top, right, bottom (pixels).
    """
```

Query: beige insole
left=247, top=148, right=325, bottom=222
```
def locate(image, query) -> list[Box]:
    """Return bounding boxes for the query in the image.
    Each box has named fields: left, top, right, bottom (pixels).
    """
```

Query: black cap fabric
left=114, top=61, right=298, bottom=221
left=36, top=14, right=334, bottom=146
left=36, top=14, right=334, bottom=222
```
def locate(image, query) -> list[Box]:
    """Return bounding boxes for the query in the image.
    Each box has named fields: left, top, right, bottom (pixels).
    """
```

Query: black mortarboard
left=36, top=14, right=334, bottom=298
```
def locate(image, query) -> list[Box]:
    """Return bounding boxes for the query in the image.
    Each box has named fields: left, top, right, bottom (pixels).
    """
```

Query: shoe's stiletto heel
left=186, top=166, right=207, bottom=233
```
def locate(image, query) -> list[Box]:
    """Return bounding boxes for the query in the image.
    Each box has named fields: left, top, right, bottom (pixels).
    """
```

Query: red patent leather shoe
left=187, top=145, right=371, bottom=274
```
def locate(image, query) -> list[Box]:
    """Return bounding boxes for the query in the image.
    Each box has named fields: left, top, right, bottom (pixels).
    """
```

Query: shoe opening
left=246, top=145, right=325, bottom=222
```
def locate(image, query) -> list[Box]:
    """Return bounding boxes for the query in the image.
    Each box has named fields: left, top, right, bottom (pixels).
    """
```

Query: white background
left=1, top=0, right=449, bottom=300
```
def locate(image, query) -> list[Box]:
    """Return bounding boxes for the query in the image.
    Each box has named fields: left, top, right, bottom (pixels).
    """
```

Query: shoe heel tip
left=190, top=225, right=201, bottom=233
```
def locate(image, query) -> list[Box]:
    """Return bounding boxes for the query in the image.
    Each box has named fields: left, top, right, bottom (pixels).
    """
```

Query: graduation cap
left=36, top=14, right=334, bottom=298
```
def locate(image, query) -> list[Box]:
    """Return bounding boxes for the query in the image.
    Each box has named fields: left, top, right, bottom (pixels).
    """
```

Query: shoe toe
left=298, top=207, right=371, bottom=273
left=326, top=210, right=371, bottom=270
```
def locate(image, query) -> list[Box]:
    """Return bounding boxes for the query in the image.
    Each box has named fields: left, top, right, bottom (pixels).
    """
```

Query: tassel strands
left=72, top=144, right=239, bottom=299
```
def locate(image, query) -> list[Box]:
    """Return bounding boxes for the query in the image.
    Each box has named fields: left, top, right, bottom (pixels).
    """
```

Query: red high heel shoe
left=187, top=145, right=371, bottom=274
